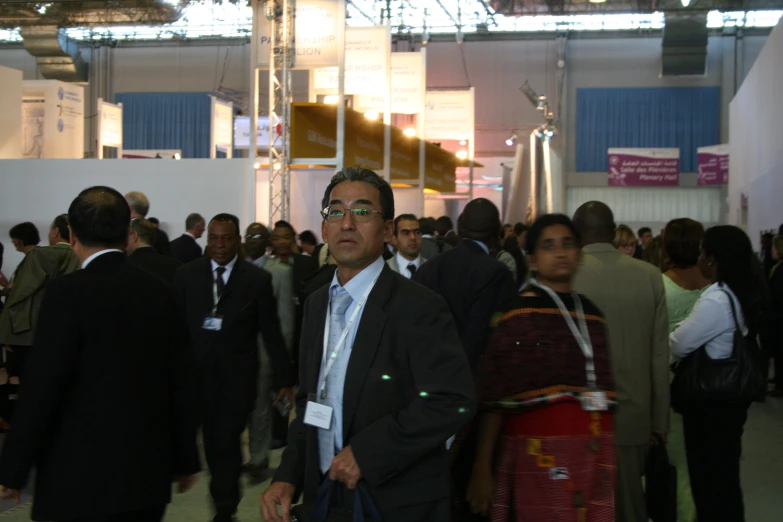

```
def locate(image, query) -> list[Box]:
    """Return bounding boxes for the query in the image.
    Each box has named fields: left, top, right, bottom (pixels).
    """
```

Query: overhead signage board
left=697, top=144, right=729, bottom=185
left=234, top=116, right=273, bottom=149
left=99, top=100, right=123, bottom=148
left=313, top=26, right=390, bottom=96
left=212, top=98, right=234, bottom=155
left=608, top=148, right=680, bottom=186
left=424, top=89, right=473, bottom=141
left=256, top=0, right=342, bottom=70
left=355, top=51, right=425, bottom=114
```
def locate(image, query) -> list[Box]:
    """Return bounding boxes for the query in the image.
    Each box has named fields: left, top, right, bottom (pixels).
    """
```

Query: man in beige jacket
left=573, top=202, right=670, bottom=522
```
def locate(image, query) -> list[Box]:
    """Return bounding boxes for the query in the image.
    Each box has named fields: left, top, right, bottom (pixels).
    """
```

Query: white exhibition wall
left=0, top=66, right=22, bottom=159
left=0, top=159, right=255, bottom=274
left=729, top=22, right=783, bottom=246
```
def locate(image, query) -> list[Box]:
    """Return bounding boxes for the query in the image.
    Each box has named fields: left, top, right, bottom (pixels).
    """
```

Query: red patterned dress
left=478, top=286, right=616, bottom=522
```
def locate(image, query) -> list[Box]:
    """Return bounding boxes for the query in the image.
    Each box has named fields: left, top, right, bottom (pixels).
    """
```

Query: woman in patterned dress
left=466, top=214, right=616, bottom=522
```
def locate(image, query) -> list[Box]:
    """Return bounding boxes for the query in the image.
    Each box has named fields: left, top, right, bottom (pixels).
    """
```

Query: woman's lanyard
left=320, top=270, right=382, bottom=400
left=533, top=281, right=597, bottom=389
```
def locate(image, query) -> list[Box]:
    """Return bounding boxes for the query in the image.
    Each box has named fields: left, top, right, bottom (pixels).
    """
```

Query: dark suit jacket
left=275, top=264, right=476, bottom=522
left=413, top=239, right=514, bottom=371
left=0, top=252, right=199, bottom=521
left=173, top=257, right=293, bottom=391
left=129, top=246, right=183, bottom=284
left=154, top=228, right=171, bottom=256
left=170, top=233, right=202, bottom=264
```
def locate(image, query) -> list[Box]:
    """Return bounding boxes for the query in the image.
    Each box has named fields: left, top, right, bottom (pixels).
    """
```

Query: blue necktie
left=318, top=288, right=353, bottom=474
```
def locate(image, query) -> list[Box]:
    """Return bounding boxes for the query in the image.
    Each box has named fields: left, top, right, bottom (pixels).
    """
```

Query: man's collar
left=330, top=256, right=385, bottom=303
left=582, top=243, right=617, bottom=254
left=210, top=254, right=238, bottom=272
left=184, top=231, right=196, bottom=240
left=396, top=251, right=421, bottom=267
left=466, top=239, right=490, bottom=255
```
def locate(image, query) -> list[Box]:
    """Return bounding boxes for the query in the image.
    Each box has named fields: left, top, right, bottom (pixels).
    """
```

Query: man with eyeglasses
left=387, top=214, right=426, bottom=279
left=243, top=222, right=295, bottom=482
left=261, top=166, right=475, bottom=522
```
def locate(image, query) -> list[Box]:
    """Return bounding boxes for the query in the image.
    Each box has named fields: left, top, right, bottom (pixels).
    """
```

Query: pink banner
left=608, top=149, right=680, bottom=186
left=697, top=147, right=729, bottom=185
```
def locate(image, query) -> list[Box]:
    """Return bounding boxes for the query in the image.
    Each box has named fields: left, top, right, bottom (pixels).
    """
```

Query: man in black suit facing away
left=128, top=218, right=183, bottom=284
left=0, top=186, right=200, bottom=522
left=174, top=213, right=295, bottom=522
left=125, top=191, right=170, bottom=256
left=261, top=167, right=475, bottom=522
left=170, top=212, right=205, bottom=264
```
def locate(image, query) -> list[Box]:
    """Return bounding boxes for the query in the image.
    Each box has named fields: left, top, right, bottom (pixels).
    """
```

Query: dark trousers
left=59, top=505, right=166, bottom=522
left=774, top=351, right=783, bottom=390
left=6, top=345, right=29, bottom=379
left=683, top=403, right=749, bottom=522
left=202, top=360, right=257, bottom=520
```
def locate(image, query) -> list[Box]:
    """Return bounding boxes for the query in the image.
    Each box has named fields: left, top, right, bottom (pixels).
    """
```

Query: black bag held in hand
left=671, top=289, right=768, bottom=413
left=291, top=477, right=382, bottom=522
left=645, top=444, right=677, bottom=522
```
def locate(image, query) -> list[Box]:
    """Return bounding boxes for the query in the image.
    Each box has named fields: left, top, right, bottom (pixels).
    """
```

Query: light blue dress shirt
left=466, top=238, right=490, bottom=254
left=670, top=282, right=748, bottom=363
left=316, top=255, right=385, bottom=473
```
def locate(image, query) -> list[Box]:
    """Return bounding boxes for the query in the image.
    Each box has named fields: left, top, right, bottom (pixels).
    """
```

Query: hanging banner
left=697, top=144, right=729, bottom=185
left=607, top=148, right=680, bottom=186
left=233, top=116, right=274, bottom=149
left=99, top=100, right=122, bottom=148
left=256, top=0, right=342, bottom=70
left=211, top=97, right=233, bottom=157
left=424, top=90, right=473, bottom=141
left=355, top=52, right=425, bottom=114
left=313, top=26, right=390, bottom=96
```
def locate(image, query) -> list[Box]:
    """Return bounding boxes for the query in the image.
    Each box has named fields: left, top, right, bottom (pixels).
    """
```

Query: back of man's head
left=434, top=216, right=454, bottom=237
left=458, top=198, right=501, bottom=243
left=419, top=217, right=436, bottom=236
left=52, top=214, right=70, bottom=242
left=70, top=186, right=131, bottom=249
left=572, top=201, right=616, bottom=246
left=186, top=213, right=204, bottom=231
left=130, top=219, right=157, bottom=247
left=124, top=191, right=150, bottom=217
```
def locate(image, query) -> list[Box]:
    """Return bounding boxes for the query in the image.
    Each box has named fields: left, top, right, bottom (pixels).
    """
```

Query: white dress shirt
left=210, top=255, right=238, bottom=309
left=670, top=282, right=748, bottom=363
left=395, top=252, right=422, bottom=279
left=82, top=249, right=123, bottom=268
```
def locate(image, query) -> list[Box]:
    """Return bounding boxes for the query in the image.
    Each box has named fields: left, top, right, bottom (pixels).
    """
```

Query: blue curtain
left=115, top=92, right=212, bottom=159
left=575, top=87, right=720, bottom=173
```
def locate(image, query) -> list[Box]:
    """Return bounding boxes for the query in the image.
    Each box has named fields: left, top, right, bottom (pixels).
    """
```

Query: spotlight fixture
left=273, top=161, right=282, bottom=171
left=681, top=0, right=691, bottom=5
left=364, top=110, right=379, bottom=120
left=253, top=162, right=261, bottom=169
left=505, top=135, right=517, bottom=147
left=173, top=152, right=182, bottom=160
left=323, top=95, right=339, bottom=105
left=589, top=0, right=606, bottom=3
left=456, top=150, right=468, bottom=160
left=403, top=127, right=416, bottom=137
left=456, top=29, right=464, bottom=45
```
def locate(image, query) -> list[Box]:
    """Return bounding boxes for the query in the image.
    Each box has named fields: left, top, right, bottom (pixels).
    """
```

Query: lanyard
left=533, top=280, right=597, bottom=389
left=320, top=270, right=382, bottom=399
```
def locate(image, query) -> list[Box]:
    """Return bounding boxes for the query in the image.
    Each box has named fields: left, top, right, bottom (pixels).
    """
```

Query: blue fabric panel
left=575, top=87, right=720, bottom=173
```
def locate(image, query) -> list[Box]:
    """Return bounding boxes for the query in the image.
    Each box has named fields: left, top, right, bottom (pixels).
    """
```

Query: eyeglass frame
left=320, top=206, right=384, bottom=223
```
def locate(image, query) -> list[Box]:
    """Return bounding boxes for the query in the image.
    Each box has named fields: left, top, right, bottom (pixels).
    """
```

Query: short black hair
left=186, top=213, right=204, bottom=230
left=9, top=222, right=40, bottom=247
left=209, top=213, right=241, bottom=236
left=148, top=217, right=160, bottom=226
left=298, top=230, right=318, bottom=246
left=663, top=218, right=704, bottom=269
left=638, top=227, right=652, bottom=238
left=321, top=166, right=395, bottom=220
left=68, top=186, right=131, bottom=248
left=274, top=220, right=296, bottom=234
left=514, top=223, right=529, bottom=236
left=130, top=219, right=157, bottom=245
left=394, top=214, right=419, bottom=236
left=419, top=217, right=436, bottom=236
left=526, top=214, right=581, bottom=255
left=434, top=216, right=453, bottom=236
left=52, top=214, right=70, bottom=241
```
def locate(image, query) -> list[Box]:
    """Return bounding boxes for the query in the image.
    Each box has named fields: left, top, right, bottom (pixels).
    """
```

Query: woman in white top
left=670, top=225, right=765, bottom=522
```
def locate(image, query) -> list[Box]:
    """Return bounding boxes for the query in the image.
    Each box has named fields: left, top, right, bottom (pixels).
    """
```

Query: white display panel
left=211, top=97, right=233, bottom=158
left=424, top=89, right=474, bottom=141
left=256, top=0, right=342, bottom=70
left=97, top=98, right=123, bottom=158
left=313, top=26, right=390, bottom=95
left=22, top=80, right=84, bottom=159
left=0, top=65, right=22, bottom=159
left=355, top=52, right=424, bottom=114
left=233, top=116, right=272, bottom=149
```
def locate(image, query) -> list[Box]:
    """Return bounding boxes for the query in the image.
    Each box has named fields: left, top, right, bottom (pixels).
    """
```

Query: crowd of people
left=0, top=166, right=773, bottom=522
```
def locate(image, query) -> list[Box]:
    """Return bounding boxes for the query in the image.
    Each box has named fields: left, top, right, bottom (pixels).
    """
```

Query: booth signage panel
left=313, top=26, right=390, bottom=95
left=424, top=90, right=473, bottom=141
left=256, top=0, right=341, bottom=70
left=100, top=101, right=123, bottom=148
left=424, top=143, right=457, bottom=192
left=344, top=111, right=384, bottom=170
left=213, top=99, right=234, bottom=149
left=234, top=116, right=273, bottom=149
left=697, top=145, right=729, bottom=186
left=23, top=80, right=84, bottom=159
left=390, top=129, right=419, bottom=182
left=608, top=148, right=680, bottom=186
left=356, top=52, right=424, bottom=114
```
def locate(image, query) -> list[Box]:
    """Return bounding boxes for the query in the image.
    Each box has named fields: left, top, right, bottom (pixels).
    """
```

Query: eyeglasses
left=321, top=207, right=382, bottom=223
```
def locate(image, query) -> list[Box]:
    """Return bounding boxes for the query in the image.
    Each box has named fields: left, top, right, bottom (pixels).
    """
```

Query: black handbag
left=671, top=289, right=768, bottom=413
left=291, top=478, right=382, bottom=522
left=645, top=444, right=677, bottom=522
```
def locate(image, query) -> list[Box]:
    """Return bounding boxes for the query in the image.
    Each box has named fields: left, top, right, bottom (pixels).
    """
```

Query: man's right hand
left=175, top=474, right=198, bottom=494
left=260, top=481, right=296, bottom=522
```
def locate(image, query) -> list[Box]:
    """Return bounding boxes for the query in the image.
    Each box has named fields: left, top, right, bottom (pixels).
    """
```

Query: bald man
left=572, top=201, right=670, bottom=522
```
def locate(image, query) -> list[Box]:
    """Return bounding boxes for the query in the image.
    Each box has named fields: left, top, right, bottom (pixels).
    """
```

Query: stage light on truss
left=505, top=135, right=517, bottom=146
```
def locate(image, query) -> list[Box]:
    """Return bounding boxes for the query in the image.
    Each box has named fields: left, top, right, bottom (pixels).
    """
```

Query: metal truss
left=267, top=0, right=293, bottom=225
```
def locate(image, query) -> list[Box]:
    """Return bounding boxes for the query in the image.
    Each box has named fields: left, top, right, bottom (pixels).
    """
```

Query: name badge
left=202, top=316, right=223, bottom=331
left=304, top=401, right=333, bottom=430
left=582, top=391, right=608, bottom=411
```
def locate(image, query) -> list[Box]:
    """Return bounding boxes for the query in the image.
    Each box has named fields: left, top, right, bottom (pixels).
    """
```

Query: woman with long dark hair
left=670, top=225, right=765, bottom=522
left=466, top=214, right=615, bottom=521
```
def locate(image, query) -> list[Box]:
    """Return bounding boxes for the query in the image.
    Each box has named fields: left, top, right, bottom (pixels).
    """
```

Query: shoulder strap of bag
left=719, top=288, right=743, bottom=332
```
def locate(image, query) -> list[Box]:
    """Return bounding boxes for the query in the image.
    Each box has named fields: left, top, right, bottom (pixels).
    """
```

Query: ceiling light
left=323, top=95, right=339, bottom=105
left=403, top=127, right=416, bottom=137
left=253, top=162, right=261, bottom=169
left=456, top=150, right=468, bottom=160
left=422, top=30, right=429, bottom=45
left=456, top=29, right=464, bottom=44
left=459, top=140, right=467, bottom=146
left=505, top=135, right=517, bottom=146
left=273, top=162, right=282, bottom=171
left=364, top=110, right=379, bottom=120
left=681, top=0, right=691, bottom=5
left=589, top=0, right=607, bottom=3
